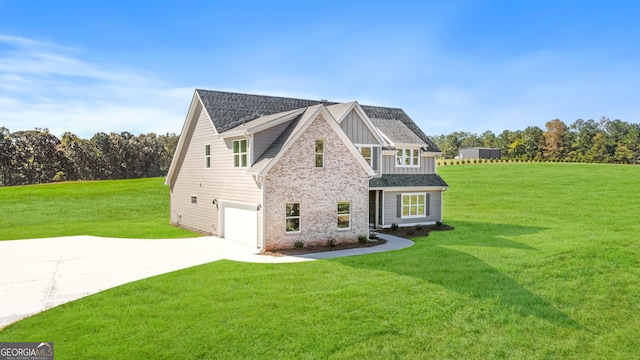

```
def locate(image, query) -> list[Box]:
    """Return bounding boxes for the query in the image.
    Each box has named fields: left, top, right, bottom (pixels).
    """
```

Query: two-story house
left=165, top=90, right=448, bottom=251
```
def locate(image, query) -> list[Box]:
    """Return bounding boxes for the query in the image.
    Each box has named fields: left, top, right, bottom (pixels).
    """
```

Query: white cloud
left=0, top=35, right=191, bottom=137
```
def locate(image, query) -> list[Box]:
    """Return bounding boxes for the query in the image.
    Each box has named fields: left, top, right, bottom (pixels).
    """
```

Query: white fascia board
left=394, top=143, right=424, bottom=149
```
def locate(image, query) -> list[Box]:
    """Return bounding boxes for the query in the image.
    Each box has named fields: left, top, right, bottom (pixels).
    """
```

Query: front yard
left=1, top=163, right=639, bottom=359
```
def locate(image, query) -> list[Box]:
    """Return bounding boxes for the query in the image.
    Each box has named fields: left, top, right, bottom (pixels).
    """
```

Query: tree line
left=0, top=127, right=179, bottom=187
left=432, top=117, right=640, bottom=164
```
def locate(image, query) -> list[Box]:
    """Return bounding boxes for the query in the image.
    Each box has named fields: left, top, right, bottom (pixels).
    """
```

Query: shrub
left=327, top=237, right=336, bottom=247
left=358, top=235, right=368, bottom=244
left=436, top=221, right=443, bottom=227
left=415, top=224, right=423, bottom=231
left=473, top=159, right=477, bottom=164
left=294, top=240, right=305, bottom=249
left=456, top=160, right=460, bottom=165
left=391, top=222, right=399, bottom=231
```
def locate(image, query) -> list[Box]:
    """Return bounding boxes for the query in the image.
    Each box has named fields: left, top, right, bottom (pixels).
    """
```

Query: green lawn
left=1, top=163, right=639, bottom=359
left=0, top=177, right=198, bottom=239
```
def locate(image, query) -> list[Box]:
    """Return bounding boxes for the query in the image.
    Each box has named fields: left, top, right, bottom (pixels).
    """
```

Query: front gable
left=249, top=105, right=376, bottom=178
left=262, top=111, right=372, bottom=250
left=165, top=92, right=216, bottom=187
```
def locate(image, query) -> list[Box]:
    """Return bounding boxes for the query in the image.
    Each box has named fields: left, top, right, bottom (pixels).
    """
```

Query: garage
left=223, top=204, right=258, bottom=248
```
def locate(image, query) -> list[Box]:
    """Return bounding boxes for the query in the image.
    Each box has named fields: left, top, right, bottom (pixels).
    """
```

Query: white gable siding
left=169, top=104, right=263, bottom=247
left=169, top=104, right=219, bottom=235
left=340, top=109, right=380, bottom=145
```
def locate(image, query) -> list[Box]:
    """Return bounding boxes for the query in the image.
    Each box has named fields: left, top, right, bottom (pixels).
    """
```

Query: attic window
left=205, top=144, right=211, bottom=168
left=396, top=148, right=419, bottom=167
left=233, top=139, right=247, bottom=168
left=315, top=139, right=324, bottom=168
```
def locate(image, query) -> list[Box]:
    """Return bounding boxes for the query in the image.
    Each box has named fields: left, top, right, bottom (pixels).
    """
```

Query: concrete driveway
left=0, top=234, right=411, bottom=329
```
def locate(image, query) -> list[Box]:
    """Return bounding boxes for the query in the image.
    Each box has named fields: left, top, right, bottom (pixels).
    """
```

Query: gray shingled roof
left=371, top=118, right=426, bottom=146
left=251, top=113, right=303, bottom=170
left=195, top=89, right=441, bottom=152
left=369, top=174, right=448, bottom=188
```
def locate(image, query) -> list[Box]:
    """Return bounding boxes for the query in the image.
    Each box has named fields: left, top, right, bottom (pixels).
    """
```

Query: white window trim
left=285, top=203, right=301, bottom=233
left=233, top=139, right=248, bottom=168
left=401, top=192, right=426, bottom=219
left=315, top=139, right=324, bottom=168
left=396, top=147, right=420, bottom=168
left=357, top=146, right=372, bottom=166
left=337, top=201, right=351, bottom=230
left=205, top=144, right=211, bottom=168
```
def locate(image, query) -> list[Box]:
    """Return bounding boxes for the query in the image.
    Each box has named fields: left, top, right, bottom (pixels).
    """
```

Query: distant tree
left=10, top=129, right=65, bottom=184
left=543, top=119, right=569, bottom=160
left=444, top=132, right=465, bottom=158
left=481, top=130, right=496, bottom=148
left=569, top=119, right=599, bottom=161
left=585, top=132, right=611, bottom=163
left=521, top=126, right=544, bottom=160
left=0, top=127, right=16, bottom=186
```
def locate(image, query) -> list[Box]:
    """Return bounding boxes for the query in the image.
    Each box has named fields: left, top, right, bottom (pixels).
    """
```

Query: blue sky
left=1, top=0, right=639, bottom=138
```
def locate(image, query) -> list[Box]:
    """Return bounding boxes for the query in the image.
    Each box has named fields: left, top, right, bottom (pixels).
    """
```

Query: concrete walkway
left=0, top=234, right=411, bottom=329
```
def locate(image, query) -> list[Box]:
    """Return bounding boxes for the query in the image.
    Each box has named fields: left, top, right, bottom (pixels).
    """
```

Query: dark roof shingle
left=369, top=174, right=448, bottom=188
left=195, top=89, right=440, bottom=152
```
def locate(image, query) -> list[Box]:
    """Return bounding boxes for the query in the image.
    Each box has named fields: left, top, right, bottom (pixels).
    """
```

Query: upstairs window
left=359, top=146, right=372, bottom=166
left=233, top=139, right=247, bottom=168
left=315, top=139, right=324, bottom=168
left=286, top=203, right=301, bottom=232
left=205, top=144, right=211, bottom=168
left=396, top=148, right=419, bottom=167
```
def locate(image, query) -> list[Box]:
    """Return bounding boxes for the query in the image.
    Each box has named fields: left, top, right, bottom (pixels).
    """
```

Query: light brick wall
left=264, top=114, right=370, bottom=251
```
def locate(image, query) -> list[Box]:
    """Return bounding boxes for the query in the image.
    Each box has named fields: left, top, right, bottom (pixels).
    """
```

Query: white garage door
left=224, top=206, right=257, bottom=247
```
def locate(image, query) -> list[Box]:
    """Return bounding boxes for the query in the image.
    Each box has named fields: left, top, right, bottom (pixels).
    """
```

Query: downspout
left=255, top=174, right=266, bottom=252
left=246, top=131, right=265, bottom=251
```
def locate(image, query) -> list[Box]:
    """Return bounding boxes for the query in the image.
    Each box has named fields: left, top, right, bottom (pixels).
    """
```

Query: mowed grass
left=0, top=177, right=198, bottom=239
left=1, top=163, right=640, bottom=359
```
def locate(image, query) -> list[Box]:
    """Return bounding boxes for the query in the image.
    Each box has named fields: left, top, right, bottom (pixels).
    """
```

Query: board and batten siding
left=381, top=190, right=442, bottom=227
left=170, top=104, right=263, bottom=248
left=381, top=153, right=436, bottom=174
left=340, top=109, right=380, bottom=145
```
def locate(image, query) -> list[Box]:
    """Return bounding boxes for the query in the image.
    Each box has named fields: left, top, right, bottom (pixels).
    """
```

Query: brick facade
left=264, top=114, right=370, bottom=251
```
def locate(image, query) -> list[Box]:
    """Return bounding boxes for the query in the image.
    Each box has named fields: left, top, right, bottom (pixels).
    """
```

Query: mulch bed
left=263, top=223, right=454, bottom=256
left=263, top=239, right=388, bottom=257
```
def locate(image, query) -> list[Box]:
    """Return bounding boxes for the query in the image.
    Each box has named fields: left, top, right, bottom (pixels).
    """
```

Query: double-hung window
left=337, top=202, right=351, bottom=229
left=359, top=146, right=372, bottom=166
left=401, top=193, right=426, bottom=218
left=286, top=203, right=300, bottom=232
left=205, top=144, right=211, bottom=168
left=233, top=139, right=247, bottom=168
left=315, top=139, right=324, bottom=168
left=396, top=148, right=419, bottom=167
